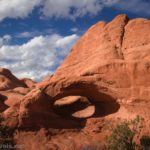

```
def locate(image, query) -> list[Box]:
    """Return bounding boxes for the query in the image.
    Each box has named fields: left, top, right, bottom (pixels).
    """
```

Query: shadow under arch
left=48, top=83, right=120, bottom=129
left=52, top=95, right=120, bottom=119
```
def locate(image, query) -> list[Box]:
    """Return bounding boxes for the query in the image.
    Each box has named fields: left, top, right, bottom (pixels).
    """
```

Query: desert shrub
left=106, top=121, right=135, bottom=150
left=106, top=116, right=143, bottom=150
left=0, top=113, right=15, bottom=149
left=140, top=135, right=150, bottom=150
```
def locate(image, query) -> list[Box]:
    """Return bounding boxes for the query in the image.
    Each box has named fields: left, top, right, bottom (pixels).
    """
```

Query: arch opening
left=52, top=94, right=120, bottom=120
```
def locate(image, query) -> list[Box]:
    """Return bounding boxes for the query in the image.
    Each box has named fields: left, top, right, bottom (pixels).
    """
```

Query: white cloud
left=16, top=32, right=34, bottom=38
left=0, top=0, right=149, bottom=21
left=71, top=27, right=79, bottom=33
left=41, top=0, right=119, bottom=20
left=0, top=34, right=79, bottom=81
left=41, top=0, right=100, bottom=19
left=15, top=31, right=43, bottom=39
left=0, top=0, right=41, bottom=21
left=16, top=29, right=54, bottom=39
left=0, top=0, right=119, bottom=21
left=0, top=35, right=11, bottom=47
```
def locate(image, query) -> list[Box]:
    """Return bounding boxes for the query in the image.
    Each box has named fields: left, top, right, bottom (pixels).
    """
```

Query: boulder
left=13, top=87, right=30, bottom=95
left=2, top=88, right=52, bottom=128
left=21, top=78, right=36, bottom=89
left=0, top=87, right=30, bottom=109
left=18, top=88, right=53, bottom=128
left=0, top=68, right=26, bottom=91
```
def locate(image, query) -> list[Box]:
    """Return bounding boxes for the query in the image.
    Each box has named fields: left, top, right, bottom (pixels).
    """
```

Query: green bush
left=0, top=113, right=15, bottom=149
left=106, top=116, right=143, bottom=150
left=140, top=135, right=150, bottom=150
left=106, top=121, right=135, bottom=150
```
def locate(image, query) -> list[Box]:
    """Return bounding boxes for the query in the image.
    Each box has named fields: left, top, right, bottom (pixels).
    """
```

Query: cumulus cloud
left=0, top=0, right=41, bottom=21
left=0, top=0, right=149, bottom=21
left=0, top=0, right=119, bottom=21
left=41, top=0, right=118, bottom=19
left=0, top=35, right=11, bottom=47
left=0, top=34, right=79, bottom=81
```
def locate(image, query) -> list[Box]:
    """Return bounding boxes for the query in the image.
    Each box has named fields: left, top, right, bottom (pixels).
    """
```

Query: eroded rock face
left=18, top=88, right=53, bottom=128
left=2, top=88, right=52, bottom=128
left=0, top=68, right=26, bottom=91
left=21, top=78, right=36, bottom=89
left=0, top=87, right=31, bottom=111
left=38, top=14, right=150, bottom=104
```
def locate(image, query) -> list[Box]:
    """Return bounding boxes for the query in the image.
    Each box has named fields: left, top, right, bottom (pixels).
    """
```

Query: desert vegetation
left=0, top=113, right=15, bottom=149
left=106, top=116, right=150, bottom=150
left=79, top=116, right=150, bottom=150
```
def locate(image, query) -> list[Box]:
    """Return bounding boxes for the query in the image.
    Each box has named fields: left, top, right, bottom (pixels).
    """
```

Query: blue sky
left=0, top=0, right=150, bottom=81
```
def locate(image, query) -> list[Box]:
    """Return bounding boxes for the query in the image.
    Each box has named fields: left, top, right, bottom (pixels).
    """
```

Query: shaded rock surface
left=53, top=96, right=95, bottom=118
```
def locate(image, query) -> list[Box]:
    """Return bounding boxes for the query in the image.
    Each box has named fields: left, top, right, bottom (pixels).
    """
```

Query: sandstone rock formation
left=0, top=68, right=26, bottom=91
left=38, top=14, right=150, bottom=104
left=0, top=14, right=150, bottom=149
left=21, top=78, right=36, bottom=88
left=2, top=14, right=150, bottom=128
